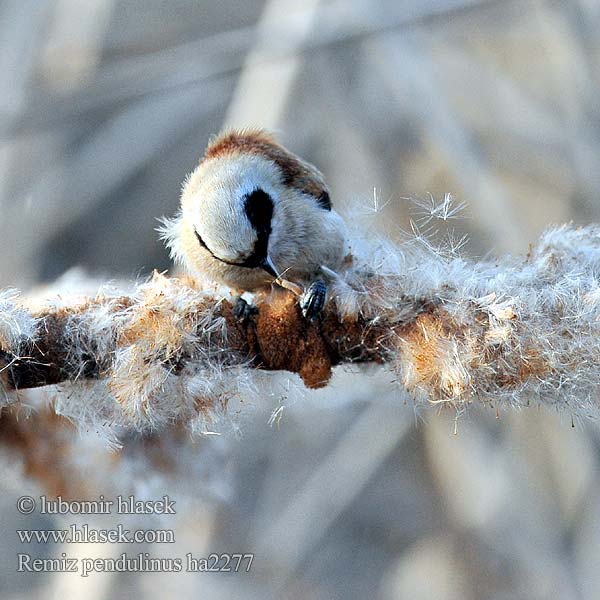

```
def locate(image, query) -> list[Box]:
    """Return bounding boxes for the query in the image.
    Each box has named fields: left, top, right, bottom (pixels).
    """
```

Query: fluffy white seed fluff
left=330, top=214, right=600, bottom=419
left=4, top=206, right=600, bottom=433
left=0, top=289, right=38, bottom=351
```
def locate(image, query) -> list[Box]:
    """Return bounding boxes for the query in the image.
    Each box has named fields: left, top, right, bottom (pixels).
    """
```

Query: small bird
left=160, top=129, right=347, bottom=320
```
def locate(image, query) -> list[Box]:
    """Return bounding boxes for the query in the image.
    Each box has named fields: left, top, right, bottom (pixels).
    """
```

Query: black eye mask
left=194, top=188, right=275, bottom=274
left=243, top=188, right=273, bottom=260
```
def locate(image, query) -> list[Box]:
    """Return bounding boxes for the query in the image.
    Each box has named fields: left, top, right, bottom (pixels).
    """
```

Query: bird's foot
left=300, top=279, right=327, bottom=321
left=233, top=296, right=258, bottom=323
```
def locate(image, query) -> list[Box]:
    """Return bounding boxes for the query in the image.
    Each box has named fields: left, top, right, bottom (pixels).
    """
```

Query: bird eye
left=243, top=189, right=273, bottom=233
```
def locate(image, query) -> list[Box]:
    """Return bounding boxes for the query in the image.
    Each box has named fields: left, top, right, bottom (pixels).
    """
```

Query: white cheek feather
left=156, top=211, right=188, bottom=267
left=265, top=189, right=347, bottom=284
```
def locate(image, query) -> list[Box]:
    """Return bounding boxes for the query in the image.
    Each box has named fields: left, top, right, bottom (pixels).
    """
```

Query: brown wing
left=203, top=129, right=332, bottom=210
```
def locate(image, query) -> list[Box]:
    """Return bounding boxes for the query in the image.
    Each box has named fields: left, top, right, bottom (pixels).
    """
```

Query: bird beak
left=260, top=255, right=280, bottom=279
left=260, top=255, right=304, bottom=296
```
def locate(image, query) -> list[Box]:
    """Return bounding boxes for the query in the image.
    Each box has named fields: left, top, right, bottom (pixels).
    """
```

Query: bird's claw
left=300, top=279, right=327, bottom=321
left=233, top=296, right=258, bottom=323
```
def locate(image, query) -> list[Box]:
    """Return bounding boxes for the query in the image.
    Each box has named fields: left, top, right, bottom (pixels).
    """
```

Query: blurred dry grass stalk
left=2, top=220, right=600, bottom=462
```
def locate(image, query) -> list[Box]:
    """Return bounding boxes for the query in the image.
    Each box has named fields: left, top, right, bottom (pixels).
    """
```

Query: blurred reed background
left=2, top=0, right=600, bottom=598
